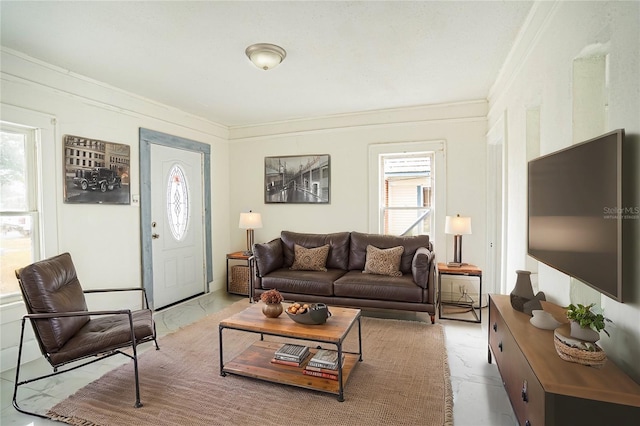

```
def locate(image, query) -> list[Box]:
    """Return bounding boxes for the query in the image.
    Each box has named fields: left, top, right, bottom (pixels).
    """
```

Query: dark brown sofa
left=252, top=231, right=437, bottom=323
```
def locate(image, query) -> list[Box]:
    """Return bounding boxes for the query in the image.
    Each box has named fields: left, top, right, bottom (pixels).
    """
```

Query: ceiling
left=0, top=1, right=533, bottom=128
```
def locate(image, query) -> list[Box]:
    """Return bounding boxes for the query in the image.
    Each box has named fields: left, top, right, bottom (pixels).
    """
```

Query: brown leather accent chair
left=12, top=252, right=159, bottom=418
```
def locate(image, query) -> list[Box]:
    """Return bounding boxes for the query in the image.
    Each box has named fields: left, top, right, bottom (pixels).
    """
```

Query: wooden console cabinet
left=488, top=294, right=640, bottom=425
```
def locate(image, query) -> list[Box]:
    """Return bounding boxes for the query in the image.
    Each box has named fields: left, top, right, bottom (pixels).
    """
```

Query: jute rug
left=48, top=300, right=453, bottom=426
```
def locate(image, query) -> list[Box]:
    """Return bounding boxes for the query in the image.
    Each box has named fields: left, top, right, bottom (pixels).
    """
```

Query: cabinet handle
left=493, top=322, right=497, bottom=332
left=525, top=421, right=531, bottom=426
left=498, top=341, right=503, bottom=352
left=522, top=379, right=528, bottom=402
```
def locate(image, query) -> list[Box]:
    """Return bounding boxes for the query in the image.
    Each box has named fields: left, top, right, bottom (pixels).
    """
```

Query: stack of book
left=303, top=349, right=344, bottom=380
left=271, top=343, right=310, bottom=367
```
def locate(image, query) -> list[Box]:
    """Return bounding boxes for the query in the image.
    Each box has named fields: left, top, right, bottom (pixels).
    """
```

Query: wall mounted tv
left=528, top=129, right=623, bottom=302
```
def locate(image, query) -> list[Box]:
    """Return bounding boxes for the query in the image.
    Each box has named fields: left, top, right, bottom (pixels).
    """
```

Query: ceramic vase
left=510, top=270, right=545, bottom=316
left=262, top=302, right=283, bottom=318
left=570, top=320, right=600, bottom=342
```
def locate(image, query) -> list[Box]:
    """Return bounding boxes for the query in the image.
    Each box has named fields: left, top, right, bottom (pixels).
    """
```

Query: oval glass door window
left=166, top=163, right=190, bottom=241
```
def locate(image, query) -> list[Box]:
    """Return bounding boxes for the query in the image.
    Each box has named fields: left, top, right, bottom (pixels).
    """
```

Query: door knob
left=152, top=233, right=160, bottom=239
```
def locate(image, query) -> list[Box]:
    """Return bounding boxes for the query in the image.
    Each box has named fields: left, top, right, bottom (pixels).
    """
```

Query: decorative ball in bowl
left=286, top=303, right=332, bottom=325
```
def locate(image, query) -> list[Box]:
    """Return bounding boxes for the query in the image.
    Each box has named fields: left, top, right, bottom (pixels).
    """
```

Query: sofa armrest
left=411, top=247, right=434, bottom=289
left=253, top=238, right=284, bottom=277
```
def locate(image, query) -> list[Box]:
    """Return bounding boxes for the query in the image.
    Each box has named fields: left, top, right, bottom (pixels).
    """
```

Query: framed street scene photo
left=63, top=135, right=131, bottom=204
left=264, top=154, right=330, bottom=204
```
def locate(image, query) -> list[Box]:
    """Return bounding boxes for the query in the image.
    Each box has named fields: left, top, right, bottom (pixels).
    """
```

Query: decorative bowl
left=286, top=303, right=332, bottom=325
left=530, top=309, right=562, bottom=330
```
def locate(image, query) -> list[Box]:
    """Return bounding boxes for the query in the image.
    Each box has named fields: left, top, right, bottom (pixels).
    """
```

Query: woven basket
left=554, top=335, right=607, bottom=368
left=229, top=265, right=250, bottom=295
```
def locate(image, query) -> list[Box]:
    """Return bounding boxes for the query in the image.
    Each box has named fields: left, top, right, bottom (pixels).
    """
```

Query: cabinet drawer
left=488, top=298, right=507, bottom=367
left=507, top=336, right=545, bottom=425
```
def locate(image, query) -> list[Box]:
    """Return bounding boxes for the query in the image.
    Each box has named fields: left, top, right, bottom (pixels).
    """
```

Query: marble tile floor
left=1, top=290, right=517, bottom=425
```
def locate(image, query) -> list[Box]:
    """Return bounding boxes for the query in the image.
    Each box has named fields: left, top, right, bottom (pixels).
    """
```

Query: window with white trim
left=0, top=123, right=39, bottom=301
left=368, top=140, right=445, bottom=244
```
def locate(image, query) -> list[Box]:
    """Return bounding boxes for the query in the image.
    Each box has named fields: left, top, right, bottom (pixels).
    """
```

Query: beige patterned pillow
left=363, top=245, right=404, bottom=277
left=290, top=244, right=330, bottom=272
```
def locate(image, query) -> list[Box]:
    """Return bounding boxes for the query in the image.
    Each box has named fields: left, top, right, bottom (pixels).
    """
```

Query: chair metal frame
left=12, top=286, right=159, bottom=419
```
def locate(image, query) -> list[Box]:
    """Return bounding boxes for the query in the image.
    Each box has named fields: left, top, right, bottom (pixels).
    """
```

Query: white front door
left=150, top=144, right=205, bottom=309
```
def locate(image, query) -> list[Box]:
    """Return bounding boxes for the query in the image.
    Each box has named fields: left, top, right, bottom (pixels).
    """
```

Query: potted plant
left=565, top=303, right=611, bottom=342
left=260, top=289, right=284, bottom=318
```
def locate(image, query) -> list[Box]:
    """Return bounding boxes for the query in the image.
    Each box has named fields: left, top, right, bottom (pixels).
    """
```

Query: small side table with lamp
left=439, top=214, right=482, bottom=322
left=227, top=211, right=262, bottom=300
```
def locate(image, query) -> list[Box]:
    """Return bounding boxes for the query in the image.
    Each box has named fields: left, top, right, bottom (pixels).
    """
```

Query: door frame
left=486, top=112, right=508, bottom=295
left=139, top=128, right=212, bottom=309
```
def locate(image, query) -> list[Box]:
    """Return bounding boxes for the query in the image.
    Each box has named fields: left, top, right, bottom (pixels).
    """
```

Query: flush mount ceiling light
left=245, top=43, right=286, bottom=70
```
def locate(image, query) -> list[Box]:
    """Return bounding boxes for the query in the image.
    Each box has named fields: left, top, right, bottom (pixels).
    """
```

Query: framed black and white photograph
left=265, top=154, right=330, bottom=204
left=63, top=135, right=131, bottom=204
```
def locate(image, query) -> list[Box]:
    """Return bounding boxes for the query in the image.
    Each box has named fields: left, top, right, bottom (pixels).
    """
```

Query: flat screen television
left=528, top=129, right=623, bottom=302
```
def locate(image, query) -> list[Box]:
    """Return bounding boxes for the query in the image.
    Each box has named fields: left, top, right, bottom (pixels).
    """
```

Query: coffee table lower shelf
left=221, top=340, right=360, bottom=398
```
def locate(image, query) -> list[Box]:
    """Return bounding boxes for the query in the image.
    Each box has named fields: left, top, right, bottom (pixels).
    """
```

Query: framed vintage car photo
left=63, top=135, right=130, bottom=204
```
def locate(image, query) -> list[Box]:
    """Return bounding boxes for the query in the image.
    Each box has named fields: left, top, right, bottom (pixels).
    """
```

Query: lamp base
left=453, top=234, right=463, bottom=264
left=245, top=229, right=255, bottom=256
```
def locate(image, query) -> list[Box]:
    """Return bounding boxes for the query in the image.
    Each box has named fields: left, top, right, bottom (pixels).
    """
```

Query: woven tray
left=229, top=265, right=249, bottom=295
left=553, top=335, right=607, bottom=368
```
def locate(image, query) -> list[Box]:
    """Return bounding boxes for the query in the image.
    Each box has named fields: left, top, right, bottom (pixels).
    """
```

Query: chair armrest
left=83, top=287, right=145, bottom=293
left=24, top=309, right=133, bottom=320
left=83, top=287, right=151, bottom=309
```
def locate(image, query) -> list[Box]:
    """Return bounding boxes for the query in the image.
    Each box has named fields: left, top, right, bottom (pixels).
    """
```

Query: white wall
left=0, top=49, right=230, bottom=370
left=228, top=101, right=489, bottom=278
left=488, top=1, right=640, bottom=381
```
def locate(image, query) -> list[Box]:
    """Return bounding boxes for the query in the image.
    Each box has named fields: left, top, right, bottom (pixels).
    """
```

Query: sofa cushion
left=290, top=244, right=330, bottom=272
left=261, top=268, right=346, bottom=296
left=281, top=231, right=350, bottom=270
left=363, top=245, right=404, bottom=277
left=349, top=232, right=430, bottom=274
left=334, top=271, right=422, bottom=303
left=253, top=238, right=284, bottom=277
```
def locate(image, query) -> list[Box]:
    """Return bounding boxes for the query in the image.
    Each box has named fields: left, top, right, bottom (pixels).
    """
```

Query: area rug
left=48, top=300, right=453, bottom=426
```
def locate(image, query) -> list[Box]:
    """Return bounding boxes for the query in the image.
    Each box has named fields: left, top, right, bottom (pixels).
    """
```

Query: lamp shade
left=445, top=215, right=472, bottom=235
left=245, top=43, right=286, bottom=70
left=238, top=212, right=263, bottom=229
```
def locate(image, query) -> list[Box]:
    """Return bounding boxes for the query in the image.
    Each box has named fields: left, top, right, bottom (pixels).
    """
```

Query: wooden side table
left=226, top=251, right=252, bottom=299
left=437, top=262, right=482, bottom=323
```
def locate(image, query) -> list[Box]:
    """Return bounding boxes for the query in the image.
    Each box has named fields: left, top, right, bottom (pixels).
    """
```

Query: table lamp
left=238, top=211, right=262, bottom=255
left=445, top=214, right=472, bottom=265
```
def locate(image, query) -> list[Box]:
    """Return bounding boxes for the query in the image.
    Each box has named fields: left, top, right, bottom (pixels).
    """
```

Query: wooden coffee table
left=218, top=303, right=362, bottom=401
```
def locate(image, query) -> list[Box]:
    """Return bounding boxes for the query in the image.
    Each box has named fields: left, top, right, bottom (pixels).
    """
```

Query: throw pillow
left=362, top=245, right=404, bottom=277
left=290, top=244, right=330, bottom=272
